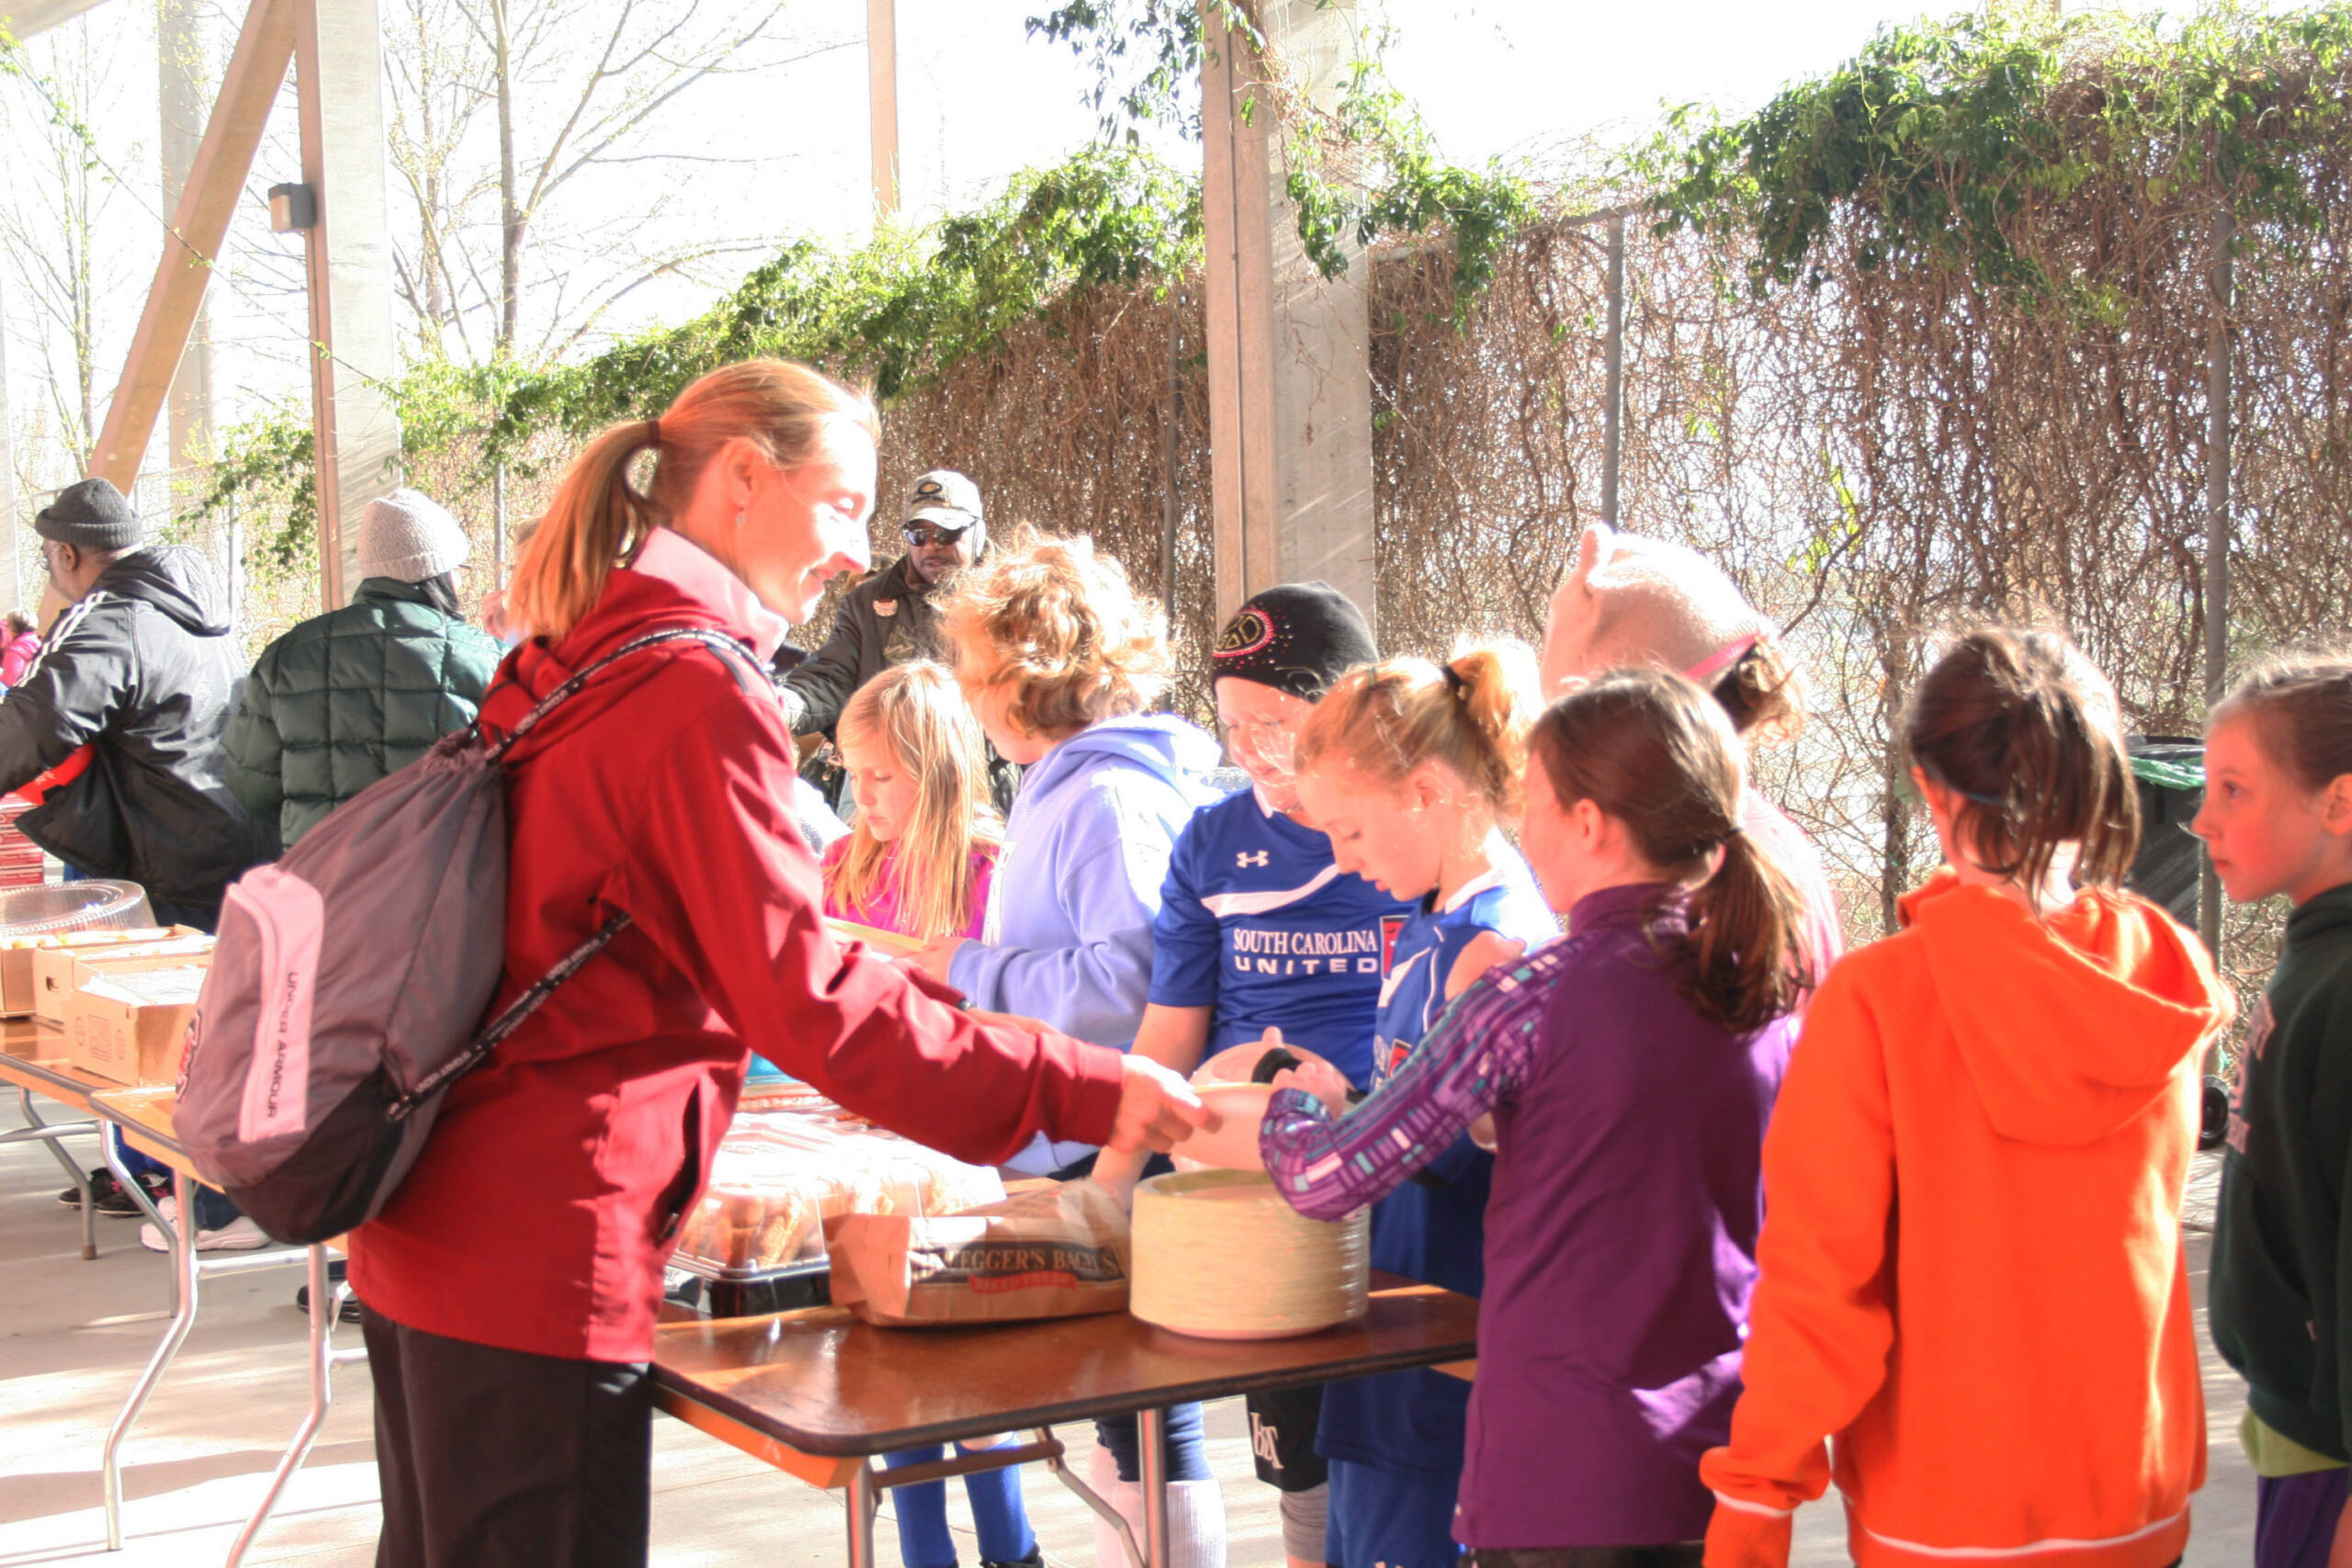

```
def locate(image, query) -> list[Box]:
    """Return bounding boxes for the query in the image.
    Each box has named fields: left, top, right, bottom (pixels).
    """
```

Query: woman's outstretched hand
left=1108, top=1055, right=1221, bottom=1155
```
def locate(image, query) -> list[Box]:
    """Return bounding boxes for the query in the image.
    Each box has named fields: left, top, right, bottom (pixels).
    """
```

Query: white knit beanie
left=356, top=488, right=470, bottom=582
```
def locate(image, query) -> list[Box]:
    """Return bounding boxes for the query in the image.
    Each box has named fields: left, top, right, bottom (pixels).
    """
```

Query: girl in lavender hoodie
left=916, top=530, right=1227, bottom=1568
left=1263, top=670, right=1810, bottom=1568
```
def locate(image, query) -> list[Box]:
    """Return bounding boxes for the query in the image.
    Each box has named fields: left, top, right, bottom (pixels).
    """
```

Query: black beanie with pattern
left=1210, top=581, right=1376, bottom=703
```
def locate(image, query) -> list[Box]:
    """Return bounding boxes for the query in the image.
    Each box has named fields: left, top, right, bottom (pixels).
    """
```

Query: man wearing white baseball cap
left=781, top=468, right=1015, bottom=807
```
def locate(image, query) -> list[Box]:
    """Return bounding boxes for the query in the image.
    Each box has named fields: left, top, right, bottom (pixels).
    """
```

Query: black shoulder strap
left=485, top=626, right=775, bottom=764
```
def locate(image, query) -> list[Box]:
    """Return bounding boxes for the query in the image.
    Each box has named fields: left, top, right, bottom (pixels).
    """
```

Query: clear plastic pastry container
left=668, top=1102, right=1005, bottom=1284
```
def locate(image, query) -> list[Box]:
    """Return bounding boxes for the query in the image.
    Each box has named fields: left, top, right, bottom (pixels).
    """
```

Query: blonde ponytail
left=506, top=359, right=877, bottom=641
left=1297, top=637, right=1540, bottom=815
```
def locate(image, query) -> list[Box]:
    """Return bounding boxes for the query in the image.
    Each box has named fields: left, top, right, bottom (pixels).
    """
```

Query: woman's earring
left=734, top=506, right=746, bottom=529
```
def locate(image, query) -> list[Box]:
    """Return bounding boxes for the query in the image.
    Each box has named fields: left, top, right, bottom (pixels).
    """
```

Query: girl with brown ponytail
left=345, top=359, right=1212, bottom=1568
left=1262, top=668, right=1807, bottom=1563
left=1286, top=639, right=1560, bottom=1568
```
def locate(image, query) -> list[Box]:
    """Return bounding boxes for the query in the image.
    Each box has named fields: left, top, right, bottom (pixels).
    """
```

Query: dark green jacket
left=2211, top=882, right=2352, bottom=1460
left=223, top=578, right=504, bottom=852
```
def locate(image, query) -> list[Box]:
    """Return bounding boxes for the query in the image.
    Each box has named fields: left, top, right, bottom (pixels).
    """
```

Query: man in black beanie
left=0, top=477, right=271, bottom=930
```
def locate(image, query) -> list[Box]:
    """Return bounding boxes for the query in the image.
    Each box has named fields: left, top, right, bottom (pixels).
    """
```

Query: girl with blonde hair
left=820, top=660, right=1037, bottom=1568
left=824, top=661, right=1001, bottom=943
left=1286, top=640, right=1560, bottom=1568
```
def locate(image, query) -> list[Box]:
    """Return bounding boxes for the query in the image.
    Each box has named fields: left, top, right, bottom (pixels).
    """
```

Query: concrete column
left=158, top=0, right=214, bottom=524
left=0, top=276, right=18, bottom=610
left=293, top=0, right=401, bottom=608
left=1199, top=0, right=1376, bottom=634
left=867, top=0, right=899, bottom=220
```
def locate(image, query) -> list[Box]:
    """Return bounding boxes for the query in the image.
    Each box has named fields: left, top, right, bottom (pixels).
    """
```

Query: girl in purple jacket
left=1263, top=670, right=1812, bottom=1568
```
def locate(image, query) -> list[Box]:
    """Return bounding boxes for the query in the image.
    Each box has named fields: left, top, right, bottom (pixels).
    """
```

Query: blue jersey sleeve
left=1148, top=822, right=1223, bottom=1009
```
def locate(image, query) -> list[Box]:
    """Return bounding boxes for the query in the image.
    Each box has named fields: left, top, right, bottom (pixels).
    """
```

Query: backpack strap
left=390, top=909, right=632, bottom=1118
left=486, top=626, right=775, bottom=763
left=388, top=626, right=779, bottom=1122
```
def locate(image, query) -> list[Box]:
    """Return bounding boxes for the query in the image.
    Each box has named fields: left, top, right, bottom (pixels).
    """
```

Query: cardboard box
left=33, top=938, right=213, bottom=1028
left=65, top=966, right=208, bottom=1087
left=0, top=927, right=196, bottom=1018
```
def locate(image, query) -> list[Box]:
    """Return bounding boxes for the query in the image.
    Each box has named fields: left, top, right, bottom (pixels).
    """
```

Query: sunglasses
left=903, top=525, right=971, bottom=548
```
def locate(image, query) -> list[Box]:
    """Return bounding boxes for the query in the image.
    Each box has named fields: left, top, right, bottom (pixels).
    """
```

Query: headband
left=1682, top=633, right=1760, bottom=687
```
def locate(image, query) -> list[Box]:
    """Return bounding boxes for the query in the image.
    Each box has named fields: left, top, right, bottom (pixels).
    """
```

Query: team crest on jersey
left=1238, top=849, right=1270, bottom=868
left=1379, top=915, right=1408, bottom=975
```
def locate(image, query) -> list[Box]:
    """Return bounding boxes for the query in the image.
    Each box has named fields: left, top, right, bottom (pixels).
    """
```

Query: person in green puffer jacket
left=225, top=488, right=502, bottom=852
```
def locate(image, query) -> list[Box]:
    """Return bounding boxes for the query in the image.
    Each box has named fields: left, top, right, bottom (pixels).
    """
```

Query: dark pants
left=2259, top=1470, right=2350, bottom=1568
left=1246, top=1383, right=1329, bottom=1492
left=1470, top=1550, right=1702, bottom=1568
left=364, top=1310, right=653, bottom=1568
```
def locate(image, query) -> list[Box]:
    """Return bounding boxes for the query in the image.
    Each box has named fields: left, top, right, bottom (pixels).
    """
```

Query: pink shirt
left=821, top=836, right=997, bottom=942
left=1, top=632, right=40, bottom=687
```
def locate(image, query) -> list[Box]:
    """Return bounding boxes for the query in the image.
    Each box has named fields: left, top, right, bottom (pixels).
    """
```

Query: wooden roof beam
left=88, top=0, right=295, bottom=492
left=0, top=0, right=113, bottom=39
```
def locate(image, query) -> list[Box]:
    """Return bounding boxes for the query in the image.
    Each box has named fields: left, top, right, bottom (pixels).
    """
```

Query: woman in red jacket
left=346, top=359, right=1212, bottom=1568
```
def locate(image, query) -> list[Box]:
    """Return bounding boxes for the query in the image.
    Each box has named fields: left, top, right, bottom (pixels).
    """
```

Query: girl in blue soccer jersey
left=1290, top=641, right=1559, bottom=1568
left=1092, top=581, right=1408, bottom=1568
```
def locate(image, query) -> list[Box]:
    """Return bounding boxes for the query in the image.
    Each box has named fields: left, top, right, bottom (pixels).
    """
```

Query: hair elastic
left=1442, top=663, right=1468, bottom=697
left=645, top=416, right=662, bottom=450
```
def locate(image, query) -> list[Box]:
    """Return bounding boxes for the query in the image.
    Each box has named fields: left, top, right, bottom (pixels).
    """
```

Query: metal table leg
left=94, top=1150, right=315, bottom=1554
left=10, top=1084, right=98, bottom=1258
left=846, top=1460, right=880, bottom=1568
left=1137, top=1406, right=1170, bottom=1568
left=1041, top=1427, right=1146, bottom=1568
left=101, top=1168, right=196, bottom=1551
left=224, top=1245, right=366, bottom=1567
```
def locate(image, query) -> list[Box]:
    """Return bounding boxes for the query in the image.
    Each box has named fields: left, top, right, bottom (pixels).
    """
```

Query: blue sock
left=885, top=1447, right=956, bottom=1568
left=958, top=1440, right=1035, bottom=1563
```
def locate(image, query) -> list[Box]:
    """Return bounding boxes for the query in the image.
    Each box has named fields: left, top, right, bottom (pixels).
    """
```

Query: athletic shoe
left=137, top=1196, right=270, bottom=1254
left=55, top=1167, right=168, bottom=1217
left=294, top=1284, right=365, bottom=1325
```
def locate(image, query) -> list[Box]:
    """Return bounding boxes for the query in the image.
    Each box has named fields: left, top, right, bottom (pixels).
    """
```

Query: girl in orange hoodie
left=1702, top=627, right=2234, bottom=1568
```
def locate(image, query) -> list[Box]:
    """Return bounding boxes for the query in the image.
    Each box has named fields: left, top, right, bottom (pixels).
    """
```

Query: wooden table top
left=653, top=1274, right=1479, bottom=1457
left=87, top=1086, right=182, bottom=1159
left=0, top=1032, right=114, bottom=1113
left=0, top=1043, right=194, bottom=1175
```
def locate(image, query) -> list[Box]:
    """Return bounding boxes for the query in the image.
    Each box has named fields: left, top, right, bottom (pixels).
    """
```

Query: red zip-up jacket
left=347, top=536, right=1126, bottom=1361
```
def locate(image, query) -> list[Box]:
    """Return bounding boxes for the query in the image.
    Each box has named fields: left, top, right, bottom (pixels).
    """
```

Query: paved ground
left=0, top=1100, right=2258, bottom=1567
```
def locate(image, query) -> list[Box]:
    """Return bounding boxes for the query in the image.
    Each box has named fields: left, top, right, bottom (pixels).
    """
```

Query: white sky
left=756, top=0, right=1984, bottom=241
left=1, top=0, right=2216, bottom=491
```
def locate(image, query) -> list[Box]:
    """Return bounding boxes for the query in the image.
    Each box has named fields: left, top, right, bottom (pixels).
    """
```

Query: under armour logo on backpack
left=1237, top=850, right=1270, bottom=868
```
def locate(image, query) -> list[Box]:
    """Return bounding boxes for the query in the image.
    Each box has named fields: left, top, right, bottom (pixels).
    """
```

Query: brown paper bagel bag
left=827, top=1181, right=1132, bottom=1325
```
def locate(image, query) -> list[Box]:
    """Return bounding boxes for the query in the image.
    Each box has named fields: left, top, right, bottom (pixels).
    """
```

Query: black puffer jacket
left=0, top=547, right=272, bottom=916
